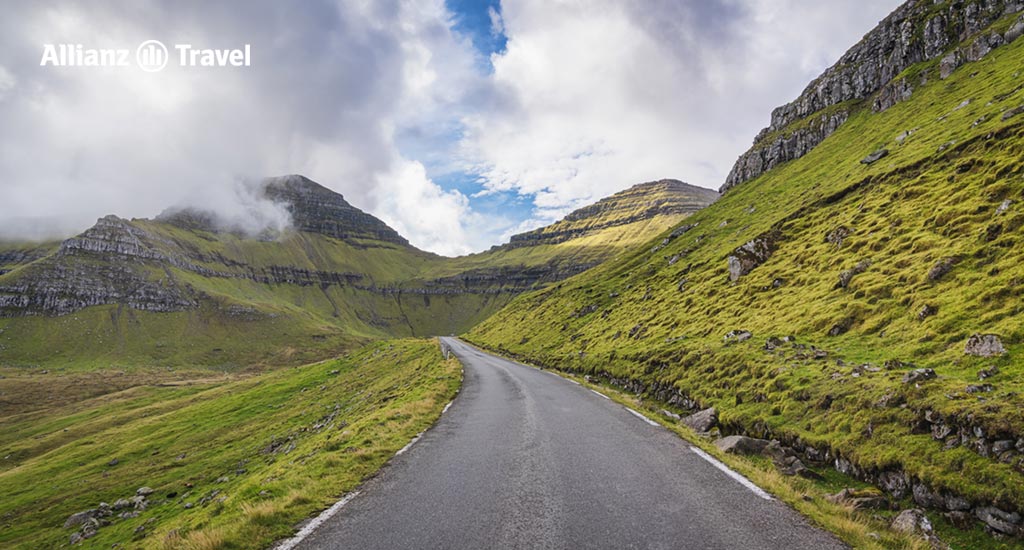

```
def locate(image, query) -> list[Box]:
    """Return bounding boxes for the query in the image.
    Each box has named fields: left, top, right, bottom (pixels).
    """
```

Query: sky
left=0, top=0, right=902, bottom=256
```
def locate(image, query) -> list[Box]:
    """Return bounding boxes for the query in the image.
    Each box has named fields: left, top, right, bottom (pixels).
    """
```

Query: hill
left=469, top=0, right=1024, bottom=544
left=0, top=176, right=716, bottom=368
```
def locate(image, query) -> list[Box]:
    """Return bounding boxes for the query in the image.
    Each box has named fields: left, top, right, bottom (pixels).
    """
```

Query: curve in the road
left=287, top=337, right=847, bottom=550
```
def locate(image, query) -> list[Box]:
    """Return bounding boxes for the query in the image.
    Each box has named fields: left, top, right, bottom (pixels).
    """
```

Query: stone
left=715, top=435, right=769, bottom=455
left=903, top=368, right=937, bottom=384
left=1002, top=104, right=1024, bottom=121
left=917, top=304, right=937, bottom=321
left=996, top=199, right=1012, bottom=215
left=723, top=330, right=752, bottom=343
left=966, top=384, right=994, bottom=394
left=927, top=257, right=957, bottom=282
left=861, top=149, right=889, bottom=165
left=107, top=458, right=119, bottom=467
left=891, top=508, right=933, bottom=535
left=64, top=509, right=101, bottom=529
left=136, top=486, right=154, bottom=496
left=112, top=498, right=131, bottom=511
left=964, top=334, right=1007, bottom=357
left=975, top=506, right=1022, bottom=536
left=764, top=441, right=822, bottom=479
left=727, top=231, right=778, bottom=281
left=826, top=488, right=889, bottom=510
left=681, top=408, right=717, bottom=433
left=979, top=366, right=1000, bottom=380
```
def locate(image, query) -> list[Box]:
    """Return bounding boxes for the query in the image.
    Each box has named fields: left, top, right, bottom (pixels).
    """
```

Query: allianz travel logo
left=41, top=40, right=251, bottom=71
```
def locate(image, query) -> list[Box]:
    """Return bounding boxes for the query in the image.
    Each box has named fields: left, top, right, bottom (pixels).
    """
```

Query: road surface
left=291, top=337, right=846, bottom=550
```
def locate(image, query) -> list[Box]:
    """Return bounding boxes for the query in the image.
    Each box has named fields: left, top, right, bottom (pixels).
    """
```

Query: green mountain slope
left=469, top=0, right=1024, bottom=542
left=0, top=177, right=715, bottom=368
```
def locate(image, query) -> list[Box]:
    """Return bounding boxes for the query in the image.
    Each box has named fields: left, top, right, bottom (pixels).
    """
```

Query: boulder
left=765, top=441, right=823, bottom=479
left=975, top=506, right=1022, bottom=536
left=891, top=509, right=933, bottom=535
left=727, top=231, right=778, bottom=281
left=927, top=257, right=957, bottom=282
left=682, top=408, right=717, bottom=433
left=860, top=149, right=889, bottom=164
left=723, top=330, right=752, bottom=343
left=715, top=435, right=769, bottom=455
left=902, top=368, right=936, bottom=384
left=964, top=334, right=1007, bottom=357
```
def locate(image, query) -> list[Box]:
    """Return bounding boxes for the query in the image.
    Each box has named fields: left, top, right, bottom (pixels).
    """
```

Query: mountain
left=0, top=176, right=716, bottom=368
left=468, top=0, right=1024, bottom=543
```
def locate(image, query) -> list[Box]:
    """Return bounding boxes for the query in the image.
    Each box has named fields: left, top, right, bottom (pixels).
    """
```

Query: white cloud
left=458, top=0, right=902, bottom=225
left=0, top=0, right=904, bottom=256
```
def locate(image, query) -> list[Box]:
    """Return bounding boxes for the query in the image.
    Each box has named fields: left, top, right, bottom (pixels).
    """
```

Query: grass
left=468, top=12, right=1024, bottom=548
left=0, top=338, right=460, bottom=549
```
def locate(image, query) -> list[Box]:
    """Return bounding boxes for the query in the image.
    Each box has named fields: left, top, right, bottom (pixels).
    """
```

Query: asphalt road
left=291, top=337, right=846, bottom=550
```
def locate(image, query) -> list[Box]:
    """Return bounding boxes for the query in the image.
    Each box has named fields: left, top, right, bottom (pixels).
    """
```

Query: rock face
left=261, top=175, right=409, bottom=245
left=721, top=0, right=1024, bottom=193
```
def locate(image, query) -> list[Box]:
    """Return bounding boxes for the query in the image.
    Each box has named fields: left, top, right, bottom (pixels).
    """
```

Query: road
left=291, top=337, right=846, bottom=550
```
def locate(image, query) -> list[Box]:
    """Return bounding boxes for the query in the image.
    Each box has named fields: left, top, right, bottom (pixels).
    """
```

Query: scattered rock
left=727, top=231, right=779, bottom=281
left=136, top=487, right=154, bottom=497
left=917, top=304, right=937, bottom=321
left=861, top=149, right=889, bottom=165
left=825, top=226, right=852, bottom=247
left=836, top=260, right=871, bottom=289
left=892, top=509, right=933, bottom=535
left=996, top=199, right=1012, bottom=215
left=765, top=441, right=822, bottom=479
left=903, top=368, right=937, bottom=384
left=826, top=488, right=889, bottom=510
left=1002, top=104, right=1024, bottom=121
left=723, top=330, right=752, bottom=344
left=964, top=334, right=1007, bottom=357
left=979, top=366, right=999, bottom=380
left=927, top=257, right=957, bottom=282
left=682, top=408, right=718, bottom=433
left=966, top=384, right=994, bottom=394
left=975, top=506, right=1022, bottom=536
left=715, top=435, right=769, bottom=455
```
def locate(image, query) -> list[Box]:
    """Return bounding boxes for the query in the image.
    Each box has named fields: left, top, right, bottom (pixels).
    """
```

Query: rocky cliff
left=722, top=0, right=1024, bottom=192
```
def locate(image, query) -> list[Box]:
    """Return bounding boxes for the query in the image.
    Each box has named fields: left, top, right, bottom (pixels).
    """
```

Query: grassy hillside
left=0, top=180, right=713, bottom=369
left=0, top=338, right=460, bottom=549
left=469, top=8, right=1024, bottom=544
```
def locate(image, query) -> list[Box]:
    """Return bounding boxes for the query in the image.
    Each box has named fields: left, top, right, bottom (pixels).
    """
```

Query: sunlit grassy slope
left=469, top=9, right=1024, bottom=526
left=0, top=338, right=460, bottom=549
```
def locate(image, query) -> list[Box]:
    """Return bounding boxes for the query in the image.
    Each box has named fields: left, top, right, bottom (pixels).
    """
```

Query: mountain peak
left=260, top=175, right=409, bottom=246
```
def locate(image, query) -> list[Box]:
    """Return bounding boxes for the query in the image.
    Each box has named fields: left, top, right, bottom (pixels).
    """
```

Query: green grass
left=0, top=338, right=460, bottom=549
left=468, top=13, right=1024, bottom=547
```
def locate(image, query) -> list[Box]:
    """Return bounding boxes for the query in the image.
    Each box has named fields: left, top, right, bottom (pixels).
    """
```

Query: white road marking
left=273, top=490, right=361, bottom=550
left=395, top=432, right=424, bottom=456
left=567, top=379, right=581, bottom=385
left=441, top=401, right=454, bottom=414
left=626, top=407, right=660, bottom=427
left=690, top=447, right=774, bottom=501
left=590, top=389, right=611, bottom=400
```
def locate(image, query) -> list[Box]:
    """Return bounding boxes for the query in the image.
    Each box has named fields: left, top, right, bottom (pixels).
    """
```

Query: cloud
left=0, top=0, right=903, bottom=254
left=456, top=0, right=902, bottom=227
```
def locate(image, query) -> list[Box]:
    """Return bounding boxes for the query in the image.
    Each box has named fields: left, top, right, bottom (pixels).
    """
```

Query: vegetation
left=0, top=339, right=460, bottom=549
left=469, top=11, right=1024, bottom=546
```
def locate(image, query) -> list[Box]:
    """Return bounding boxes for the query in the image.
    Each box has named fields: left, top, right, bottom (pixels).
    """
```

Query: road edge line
left=690, top=447, right=774, bottom=501
left=625, top=407, right=660, bottom=427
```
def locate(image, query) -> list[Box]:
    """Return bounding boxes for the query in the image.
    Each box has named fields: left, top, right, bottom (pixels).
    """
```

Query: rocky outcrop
left=722, top=0, right=1024, bottom=192
left=724, top=110, right=848, bottom=190
left=964, top=333, right=1008, bottom=356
